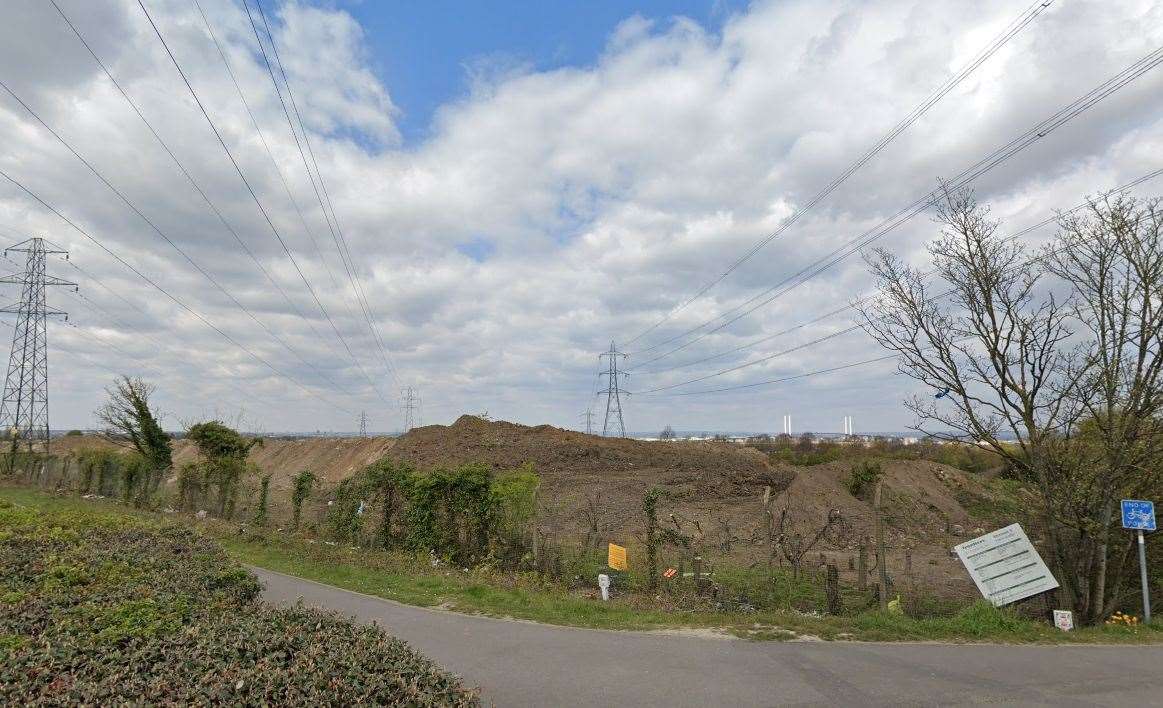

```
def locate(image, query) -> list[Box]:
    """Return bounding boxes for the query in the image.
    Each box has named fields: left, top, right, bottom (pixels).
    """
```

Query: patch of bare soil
left=389, top=415, right=792, bottom=500
left=170, top=436, right=398, bottom=491
left=55, top=417, right=1018, bottom=598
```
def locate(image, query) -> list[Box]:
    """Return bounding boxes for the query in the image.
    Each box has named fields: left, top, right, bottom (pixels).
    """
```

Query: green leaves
left=0, top=503, right=478, bottom=706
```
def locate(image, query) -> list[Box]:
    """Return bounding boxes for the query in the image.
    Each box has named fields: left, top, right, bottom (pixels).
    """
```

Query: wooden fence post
left=857, top=539, right=868, bottom=591
left=873, top=481, right=888, bottom=611
left=825, top=563, right=841, bottom=615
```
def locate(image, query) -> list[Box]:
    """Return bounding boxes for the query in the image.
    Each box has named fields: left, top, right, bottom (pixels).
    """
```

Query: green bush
left=845, top=460, right=883, bottom=499
left=0, top=502, right=477, bottom=705
left=327, top=460, right=541, bottom=567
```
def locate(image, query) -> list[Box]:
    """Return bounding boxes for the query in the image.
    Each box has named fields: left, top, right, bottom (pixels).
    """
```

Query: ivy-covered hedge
left=327, top=459, right=540, bottom=566
left=0, top=501, right=478, bottom=706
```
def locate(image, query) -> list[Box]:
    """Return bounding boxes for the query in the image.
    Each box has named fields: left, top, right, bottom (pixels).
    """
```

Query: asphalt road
left=254, top=566, right=1162, bottom=707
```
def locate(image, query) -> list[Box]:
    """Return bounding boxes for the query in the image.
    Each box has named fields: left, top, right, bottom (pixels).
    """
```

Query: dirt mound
left=389, top=415, right=793, bottom=499
left=49, top=434, right=397, bottom=492
left=170, top=436, right=397, bottom=492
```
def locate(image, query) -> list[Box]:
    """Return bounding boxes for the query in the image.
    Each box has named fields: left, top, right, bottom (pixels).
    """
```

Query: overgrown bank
left=4, top=488, right=1160, bottom=645
left=0, top=492, right=477, bottom=706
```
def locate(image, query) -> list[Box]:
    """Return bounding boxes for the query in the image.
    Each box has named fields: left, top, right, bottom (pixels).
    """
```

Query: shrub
left=291, top=470, right=317, bottom=530
left=0, top=502, right=477, bottom=705
left=845, top=460, right=883, bottom=499
left=254, top=474, right=272, bottom=528
left=328, top=460, right=541, bottom=566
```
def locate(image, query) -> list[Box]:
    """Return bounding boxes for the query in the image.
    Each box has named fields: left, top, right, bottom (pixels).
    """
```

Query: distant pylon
left=358, top=410, right=368, bottom=437
left=579, top=408, right=595, bottom=435
left=400, top=386, right=420, bottom=433
left=598, top=341, right=628, bottom=437
left=782, top=415, right=792, bottom=435
left=0, top=237, right=74, bottom=454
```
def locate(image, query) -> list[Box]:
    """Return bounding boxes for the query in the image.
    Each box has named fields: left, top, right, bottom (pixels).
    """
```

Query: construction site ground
left=52, top=415, right=1024, bottom=600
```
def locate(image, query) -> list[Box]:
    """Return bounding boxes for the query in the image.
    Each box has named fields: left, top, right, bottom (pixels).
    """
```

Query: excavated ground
left=54, top=416, right=1021, bottom=598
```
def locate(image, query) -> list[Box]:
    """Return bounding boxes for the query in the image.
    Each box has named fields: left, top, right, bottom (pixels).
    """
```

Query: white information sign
left=1053, top=609, right=1074, bottom=631
left=954, top=523, right=1059, bottom=606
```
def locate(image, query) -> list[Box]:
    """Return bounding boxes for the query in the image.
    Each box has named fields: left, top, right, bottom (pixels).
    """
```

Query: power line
left=634, top=165, right=1163, bottom=378
left=187, top=0, right=340, bottom=294
left=242, top=0, right=402, bottom=388
left=47, top=0, right=360, bottom=399
left=0, top=166, right=356, bottom=416
left=636, top=354, right=900, bottom=398
left=0, top=78, right=361, bottom=410
left=623, top=0, right=1056, bottom=350
left=633, top=324, right=864, bottom=394
left=633, top=164, right=1163, bottom=395
left=135, top=0, right=393, bottom=407
left=629, top=44, right=1163, bottom=368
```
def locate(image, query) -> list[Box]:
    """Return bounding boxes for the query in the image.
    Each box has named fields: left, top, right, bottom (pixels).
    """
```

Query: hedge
left=0, top=500, right=478, bottom=706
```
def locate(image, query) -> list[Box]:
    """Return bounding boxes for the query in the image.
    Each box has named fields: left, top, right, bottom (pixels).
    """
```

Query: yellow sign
left=607, top=543, right=628, bottom=571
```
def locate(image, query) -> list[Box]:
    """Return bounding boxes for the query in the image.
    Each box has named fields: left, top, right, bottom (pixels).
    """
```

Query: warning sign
left=954, top=523, right=1059, bottom=606
left=608, top=543, right=628, bottom=571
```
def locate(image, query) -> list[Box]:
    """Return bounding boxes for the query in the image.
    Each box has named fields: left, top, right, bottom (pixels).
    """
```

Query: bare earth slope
left=56, top=417, right=1016, bottom=595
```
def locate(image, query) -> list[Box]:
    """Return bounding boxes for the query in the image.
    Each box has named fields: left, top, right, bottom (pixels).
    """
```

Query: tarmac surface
left=254, top=566, right=1163, bottom=707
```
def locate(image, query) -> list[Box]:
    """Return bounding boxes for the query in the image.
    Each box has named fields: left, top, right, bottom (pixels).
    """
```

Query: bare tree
left=1043, top=195, right=1163, bottom=619
left=859, top=185, right=1163, bottom=622
left=575, top=489, right=630, bottom=550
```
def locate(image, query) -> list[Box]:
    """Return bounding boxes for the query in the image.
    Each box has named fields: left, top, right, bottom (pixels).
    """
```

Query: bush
left=845, top=460, right=883, bottom=499
left=0, top=502, right=477, bottom=705
left=328, top=460, right=541, bottom=567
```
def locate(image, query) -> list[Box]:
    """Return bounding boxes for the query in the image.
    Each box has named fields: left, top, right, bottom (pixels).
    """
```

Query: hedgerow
left=0, top=500, right=477, bottom=706
left=326, top=459, right=540, bottom=566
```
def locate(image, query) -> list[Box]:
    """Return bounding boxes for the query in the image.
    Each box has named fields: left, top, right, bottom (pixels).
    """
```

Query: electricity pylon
left=598, top=341, right=628, bottom=437
left=358, top=410, right=368, bottom=437
left=400, top=386, right=420, bottom=433
left=579, top=408, right=595, bottom=435
left=0, top=238, right=75, bottom=453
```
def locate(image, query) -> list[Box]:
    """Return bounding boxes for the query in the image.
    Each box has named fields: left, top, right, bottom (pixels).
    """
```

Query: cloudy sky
left=0, top=0, right=1161, bottom=435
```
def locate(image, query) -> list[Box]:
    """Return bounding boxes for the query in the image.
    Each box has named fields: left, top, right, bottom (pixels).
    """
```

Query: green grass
left=4, top=486, right=1162, bottom=644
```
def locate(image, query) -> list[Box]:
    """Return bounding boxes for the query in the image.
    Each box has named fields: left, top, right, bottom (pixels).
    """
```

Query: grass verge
left=4, top=486, right=1160, bottom=644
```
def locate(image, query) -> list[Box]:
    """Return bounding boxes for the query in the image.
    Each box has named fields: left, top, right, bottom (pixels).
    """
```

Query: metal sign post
left=1138, top=530, right=1151, bottom=624
left=1121, top=499, right=1156, bottom=624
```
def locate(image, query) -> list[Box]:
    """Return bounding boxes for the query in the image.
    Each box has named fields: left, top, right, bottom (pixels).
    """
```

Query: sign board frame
left=1121, top=499, right=1156, bottom=531
left=1053, top=609, right=1074, bottom=631
left=607, top=543, right=628, bottom=571
left=954, top=523, right=1059, bottom=607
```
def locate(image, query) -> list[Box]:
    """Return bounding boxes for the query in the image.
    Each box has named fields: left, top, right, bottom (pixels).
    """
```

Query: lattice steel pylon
left=598, top=341, right=628, bottom=437
left=400, top=386, right=420, bottom=433
left=0, top=238, right=74, bottom=453
left=579, top=408, right=595, bottom=435
left=358, top=410, right=368, bottom=437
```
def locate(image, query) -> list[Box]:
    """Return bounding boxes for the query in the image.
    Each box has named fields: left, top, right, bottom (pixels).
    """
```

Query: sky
left=0, top=0, right=1161, bottom=435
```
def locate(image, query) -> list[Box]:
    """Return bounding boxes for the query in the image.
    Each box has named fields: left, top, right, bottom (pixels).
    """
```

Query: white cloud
left=0, top=0, right=1160, bottom=435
